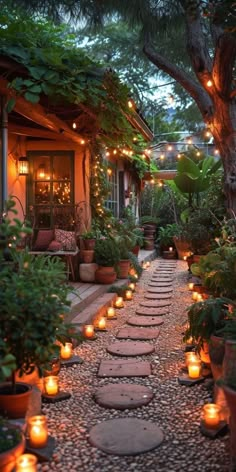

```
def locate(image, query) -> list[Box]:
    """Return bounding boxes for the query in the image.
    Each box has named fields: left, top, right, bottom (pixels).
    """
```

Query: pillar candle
left=107, top=307, right=116, bottom=318
left=60, top=342, right=73, bottom=360
left=16, top=454, right=38, bottom=471
left=83, top=324, right=95, bottom=338
left=125, top=290, right=133, bottom=300
left=188, top=359, right=201, bottom=379
left=97, top=317, right=106, bottom=330
left=44, top=376, right=59, bottom=396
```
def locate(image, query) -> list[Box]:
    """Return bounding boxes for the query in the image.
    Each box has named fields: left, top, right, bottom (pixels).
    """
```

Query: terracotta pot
left=95, top=266, right=117, bottom=284
left=162, top=251, right=176, bottom=259
left=223, top=339, right=236, bottom=386
left=81, top=249, right=94, bottom=263
left=192, top=254, right=204, bottom=264
left=84, top=239, right=96, bottom=250
left=209, top=335, right=229, bottom=422
left=0, top=382, right=32, bottom=418
left=199, top=340, right=210, bottom=365
left=187, top=255, right=194, bottom=270
left=173, top=237, right=191, bottom=260
left=131, top=245, right=140, bottom=256
left=0, top=429, right=25, bottom=472
left=144, top=238, right=155, bottom=250
left=222, top=385, right=236, bottom=471
left=117, top=260, right=131, bottom=279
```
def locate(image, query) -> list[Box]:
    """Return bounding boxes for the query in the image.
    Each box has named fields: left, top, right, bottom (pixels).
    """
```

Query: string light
left=128, top=100, right=133, bottom=108
left=106, top=151, right=110, bottom=157
left=167, top=145, right=173, bottom=151
left=113, top=149, right=117, bottom=155
left=107, top=168, right=112, bottom=176
left=214, top=149, right=219, bottom=155
left=187, top=138, right=192, bottom=144
left=207, top=79, right=213, bottom=87
left=72, top=122, right=77, bottom=129
left=160, top=154, right=165, bottom=160
left=80, top=139, right=85, bottom=145
left=150, top=178, right=155, bottom=184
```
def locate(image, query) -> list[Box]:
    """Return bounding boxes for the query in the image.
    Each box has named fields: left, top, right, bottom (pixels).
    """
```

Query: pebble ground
left=38, top=259, right=230, bottom=472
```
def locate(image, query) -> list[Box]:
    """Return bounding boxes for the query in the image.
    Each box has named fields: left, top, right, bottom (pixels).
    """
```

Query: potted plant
left=81, top=225, right=100, bottom=250
left=0, top=199, right=77, bottom=418
left=0, top=417, right=25, bottom=472
left=157, top=224, right=179, bottom=252
left=94, top=237, right=120, bottom=284
left=131, top=227, right=144, bottom=256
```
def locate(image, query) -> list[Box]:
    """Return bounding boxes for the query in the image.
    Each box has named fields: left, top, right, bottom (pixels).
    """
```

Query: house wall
left=6, top=135, right=90, bottom=224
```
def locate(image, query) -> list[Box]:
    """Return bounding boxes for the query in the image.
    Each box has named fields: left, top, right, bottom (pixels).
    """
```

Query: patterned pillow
left=55, top=229, right=77, bottom=251
left=33, top=229, right=54, bottom=251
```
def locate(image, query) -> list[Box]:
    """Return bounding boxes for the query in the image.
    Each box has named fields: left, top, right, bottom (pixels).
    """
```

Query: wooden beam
left=144, top=170, right=177, bottom=180
left=0, top=78, right=85, bottom=146
left=8, top=123, right=69, bottom=141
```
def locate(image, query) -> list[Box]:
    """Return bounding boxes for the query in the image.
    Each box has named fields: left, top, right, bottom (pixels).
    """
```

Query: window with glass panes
left=105, top=165, right=118, bottom=216
left=26, top=151, right=74, bottom=229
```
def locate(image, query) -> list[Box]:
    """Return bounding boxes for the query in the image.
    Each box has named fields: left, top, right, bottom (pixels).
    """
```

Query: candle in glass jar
left=197, top=293, right=203, bottom=302
left=202, top=403, right=221, bottom=428
left=188, top=282, right=194, bottom=290
left=188, top=359, right=201, bottom=379
left=115, top=297, right=124, bottom=308
left=185, top=352, right=199, bottom=367
left=186, top=335, right=194, bottom=345
left=44, top=376, right=59, bottom=396
left=169, top=247, right=173, bottom=252
left=27, top=415, right=48, bottom=448
left=192, top=291, right=198, bottom=301
left=16, top=454, right=38, bottom=471
left=128, top=282, right=135, bottom=291
left=107, top=307, right=116, bottom=318
left=146, top=261, right=150, bottom=267
left=60, top=342, right=73, bottom=360
left=125, top=290, right=133, bottom=300
left=97, top=317, right=107, bottom=330
left=83, top=324, right=95, bottom=338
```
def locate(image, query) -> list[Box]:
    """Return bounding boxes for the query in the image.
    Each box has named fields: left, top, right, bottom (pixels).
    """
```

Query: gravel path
left=38, top=259, right=230, bottom=472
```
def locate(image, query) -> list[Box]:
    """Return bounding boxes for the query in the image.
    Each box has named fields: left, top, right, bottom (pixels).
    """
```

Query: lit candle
left=188, top=282, right=194, bottom=291
left=125, top=290, right=133, bottom=300
left=196, top=293, right=203, bottom=302
left=188, top=359, right=201, bottom=379
left=27, top=415, right=48, bottom=448
left=107, top=307, right=116, bottom=318
left=183, top=256, right=187, bottom=261
left=146, top=261, right=150, bottom=267
left=169, top=247, right=173, bottom=252
left=83, top=324, right=95, bottom=339
left=192, top=291, right=198, bottom=301
left=44, top=376, right=59, bottom=396
left=186, top=335, right=194, bottom=345
left=134, top=273, right=138, bottom=279
left=202, top=403, right=221, bottom=429
left=60, top=342, right=73, bottom=360
left=16, top=454, right=37, bottom=471
left=114, top=297, right=124, bottom=309
left=97, top=317, right=107, bottom=330
left=128, top=282, right=136, bottom=291
left=185, top=352, right=199, bottom=367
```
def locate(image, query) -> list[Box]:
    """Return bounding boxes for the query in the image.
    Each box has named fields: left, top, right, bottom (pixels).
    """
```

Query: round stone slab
left=106, top=341, right=155, bottom=356
left=116, top=327, right=160, bottom=340
left=151, top=278, right=173, bottom=283
left=127, top=316, right=164, bottom=327
left=145, top=292, right=172, bottom=299
left=148, top=282, right=173, bottom=287
left=94, top=383, right=154, bottom=410
left=89, top=418, right=164, bottom=455
left=140, top=299, right=171, bottom=307
left=136, top=306, right=168, bottom=316
left=148, top=286, right=172, bottom=293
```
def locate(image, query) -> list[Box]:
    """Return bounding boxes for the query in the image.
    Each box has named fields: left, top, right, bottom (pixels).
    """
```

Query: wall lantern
left=18, top=156, right=29, bottom=176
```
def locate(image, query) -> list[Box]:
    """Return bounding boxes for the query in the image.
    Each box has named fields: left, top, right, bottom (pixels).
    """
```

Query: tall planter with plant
left=0, top=199, right=78, bottom=418
left=94, top=237, right=120, bottom=284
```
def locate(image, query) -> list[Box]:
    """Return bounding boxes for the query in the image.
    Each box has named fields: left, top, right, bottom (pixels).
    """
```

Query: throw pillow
left=33, top=229, right=54, bottom=251
left=55, top=229, right=77, bottom=251
left=47, top=240, right=63, bottom=252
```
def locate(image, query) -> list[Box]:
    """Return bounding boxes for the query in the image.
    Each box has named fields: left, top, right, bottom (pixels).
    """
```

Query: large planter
left=173, top=237, right=191, bottom=260
left=222, top=385, right=236, bottom=471
left=209, top=334, right=229, bottom=422
left=144, top=238, right=155, bottom=251
left=0, top=382, right=32, bottom=418
left=117, top=260, right=131, bottom=279
left=79, top=263, right=98, bottom=282
left=0, top=428, right=25, bottom=472
left=199, top=340, right=210, bottom=365
left=84, top=239, right=96, bottom=250
left=81, top=249, right=94, bottom=263
left=95, top=266, right=117, bottom=284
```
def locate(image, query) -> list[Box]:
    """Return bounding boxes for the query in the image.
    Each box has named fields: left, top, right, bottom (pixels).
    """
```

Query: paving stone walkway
left=38, top=258, right=230, bottom=472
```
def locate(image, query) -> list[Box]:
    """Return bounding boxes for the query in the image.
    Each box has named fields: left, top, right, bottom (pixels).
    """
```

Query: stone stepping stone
left=151, top=278, right=173, bottom=283
left=140, top=299, right=171, bottom=308
left=94, top=383, right=154, bottom=410
left=106, top=341, right=155, bottom=356
left=89, top=418, right=164, bottom=455
left=136, top=306, right=168, bottom=316
left=98, top=359, right=151, bottom=377
left=127, top=316, right=164, bottom=327
left=154, top=269, right=174, bottom=274
left=116, top=327, right=160, bottom=340
left=147, top=287, right=173, bottom=293
left=145, top=293, right=172, bottom=300
left=148, top=282, right=173, bottom=287
left=158, top=263, right=176, bottom=267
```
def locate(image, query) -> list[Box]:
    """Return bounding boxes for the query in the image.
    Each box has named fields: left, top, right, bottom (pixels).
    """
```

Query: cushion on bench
left=55, top=229, right=77, bottom=251
left=32, top=229, right=54, bottom=251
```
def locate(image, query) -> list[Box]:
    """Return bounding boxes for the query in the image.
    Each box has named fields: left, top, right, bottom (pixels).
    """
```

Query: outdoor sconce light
left=18, top=156, right=29, bottom=176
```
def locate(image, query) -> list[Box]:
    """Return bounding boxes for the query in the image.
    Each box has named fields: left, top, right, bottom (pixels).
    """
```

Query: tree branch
left=212, top=32, right=236, bottom=98
left=143, top=40, right=214, bottom=123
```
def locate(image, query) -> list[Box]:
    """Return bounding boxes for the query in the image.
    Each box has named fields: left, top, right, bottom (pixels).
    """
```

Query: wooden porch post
left=0, top=95, right=8, bottom=212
